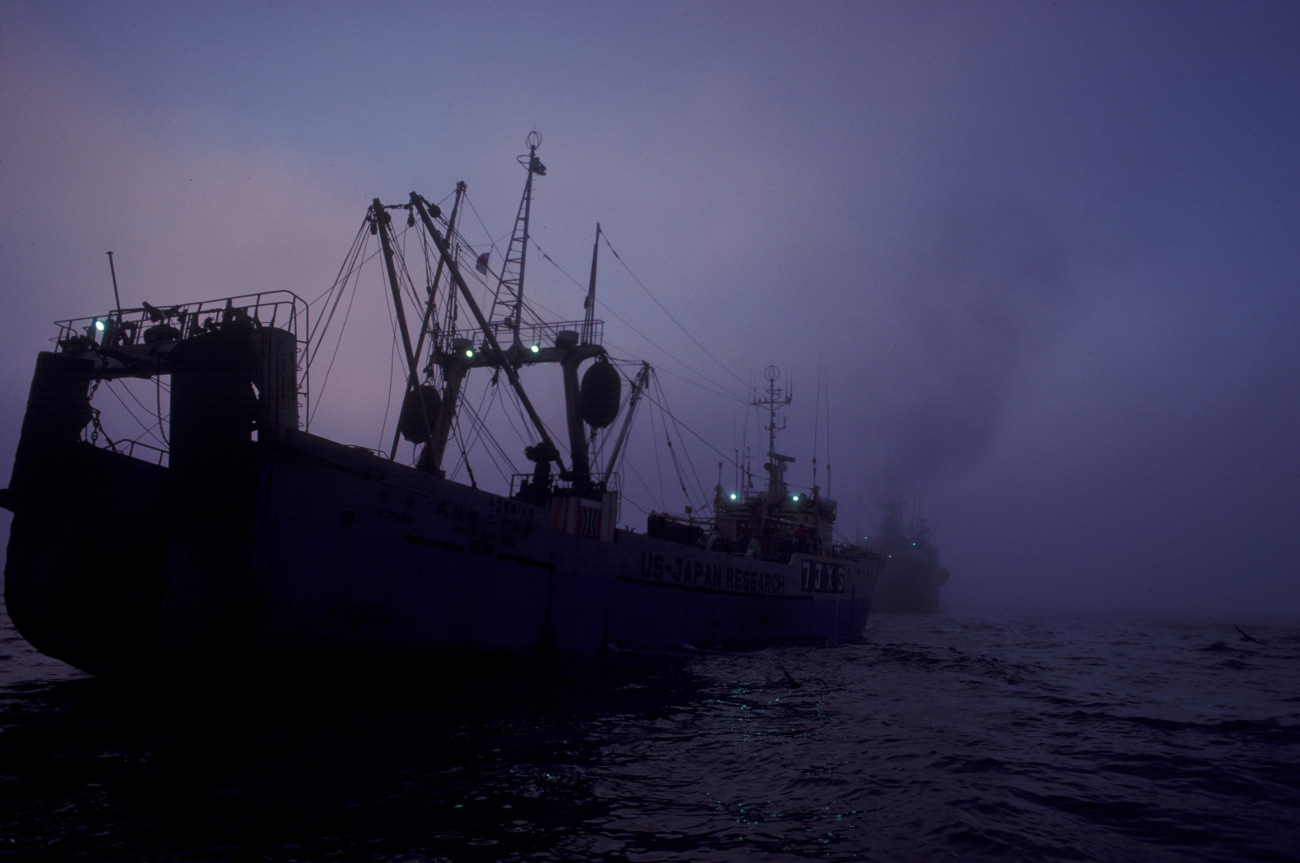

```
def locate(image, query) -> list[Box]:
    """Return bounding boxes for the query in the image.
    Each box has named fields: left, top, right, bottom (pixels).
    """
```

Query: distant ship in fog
left=868, top=495, right=949, bottom=613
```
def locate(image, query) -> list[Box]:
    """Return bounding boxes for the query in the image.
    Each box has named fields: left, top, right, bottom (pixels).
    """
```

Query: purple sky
left=2, top=1, right=1297, bottom=617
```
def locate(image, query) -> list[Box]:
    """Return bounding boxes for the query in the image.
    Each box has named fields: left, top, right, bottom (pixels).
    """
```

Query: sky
left=1, top=0, right=1297, bottom=618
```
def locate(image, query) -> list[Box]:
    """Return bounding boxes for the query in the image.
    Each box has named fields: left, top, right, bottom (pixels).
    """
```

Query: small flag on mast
left=475, top=252, right=490, bottom=274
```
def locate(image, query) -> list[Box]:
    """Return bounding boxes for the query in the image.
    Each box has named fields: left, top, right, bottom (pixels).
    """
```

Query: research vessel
left=2, top=135, right=881, bottom=676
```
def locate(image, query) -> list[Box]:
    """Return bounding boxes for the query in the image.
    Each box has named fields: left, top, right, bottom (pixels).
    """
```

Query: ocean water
left=1, top=606, right=1297, bottom=862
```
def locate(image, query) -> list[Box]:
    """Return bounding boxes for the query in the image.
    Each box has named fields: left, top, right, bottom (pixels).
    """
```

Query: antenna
left=824, top=368, right=832, bottom=500
left=582, top=223, right=600, bottom=344
left=106, top=251, right=122, bottom=314
left=812, top=356, right=822, bottom=491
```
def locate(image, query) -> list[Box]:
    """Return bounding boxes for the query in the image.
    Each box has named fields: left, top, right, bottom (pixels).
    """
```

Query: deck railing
left=53, top=291, right=307, bottom=354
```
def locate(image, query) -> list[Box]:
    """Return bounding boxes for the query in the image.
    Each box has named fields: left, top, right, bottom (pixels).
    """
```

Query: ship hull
left=871, top=553, right=943, bottom=613
left=5, top=429, right=876, bottom=677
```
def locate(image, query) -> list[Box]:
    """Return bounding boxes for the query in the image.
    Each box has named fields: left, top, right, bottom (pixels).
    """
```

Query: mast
left=488, top=131, right=546, bottom=348
left=409, top=192, right=565, bottom=472
left=372, top=199, right=435, bottom=458
left=413, top=181, right=465, bottom=368
left=389, top=182, right=466, bottom=463
left=754, top=365, right=793, bottom=503
left=602, top=362, right=650, bottom=485
left=561, top=222, right=608, bottom=488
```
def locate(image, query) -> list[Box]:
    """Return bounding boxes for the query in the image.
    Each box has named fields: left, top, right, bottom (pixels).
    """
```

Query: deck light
left=451, top=337, right=474, bottom=359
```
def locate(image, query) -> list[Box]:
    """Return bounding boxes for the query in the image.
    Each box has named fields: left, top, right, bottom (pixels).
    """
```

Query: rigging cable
left=456, top=379, right=529, bottom=486
left=307, top=217, right=370, bottom=359
left=391, top=221, right=428, bottom=315
left=455, top=388, right=526, bottom=488
left=493, top=380, right=530, bottom=456
left=463, top=193, right=512, bottom=263
left=99, top=375, right=170, bottom=449
left=102, top=380, right=164, bottom=448
left=620, top=459, right=658, bottom=517
left=646, top=391, right=666, bottom=508
left=449, top=413, right=479, bottom=490
left=307, top=271, right=361, bottom=429
left=600, top=229, right=750, bottom=394
left=652, top=371, right=709, bottom=513
left=306, top=220, right=372, bottom=424
left=530, top=236, right=745, bottom=404
left=458, top=369, right=504, bottom=466
left=638, top=382, right=741, bottom=472
left=466, top=382, right=514, bottom=475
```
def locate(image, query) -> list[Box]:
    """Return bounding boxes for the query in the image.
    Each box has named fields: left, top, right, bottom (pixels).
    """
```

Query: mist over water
left=3, top=603, right=1296, bottom=862
left=871, top=201, right=1075, bottom=494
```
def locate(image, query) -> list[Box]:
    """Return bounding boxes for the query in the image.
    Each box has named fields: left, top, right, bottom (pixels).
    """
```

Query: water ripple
left=2, top=609, right=1298, bottom=861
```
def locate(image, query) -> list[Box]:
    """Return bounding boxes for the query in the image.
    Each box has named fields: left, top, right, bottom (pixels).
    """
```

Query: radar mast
left=754, top=365, right=794, bottom=502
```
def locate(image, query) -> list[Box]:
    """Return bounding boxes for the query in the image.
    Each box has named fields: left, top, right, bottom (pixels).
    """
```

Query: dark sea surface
left=1, top=605, right=1297, bottom=863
